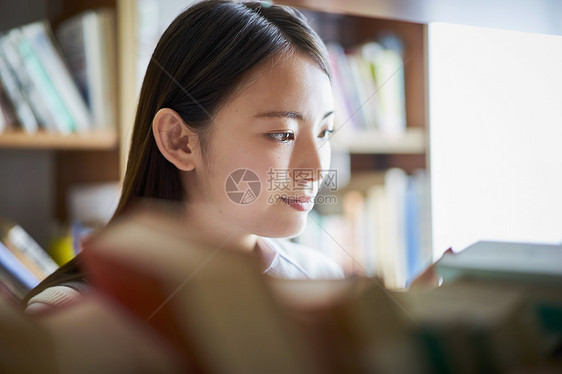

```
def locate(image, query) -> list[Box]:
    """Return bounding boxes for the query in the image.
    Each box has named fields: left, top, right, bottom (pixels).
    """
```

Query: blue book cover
left=0, top=240, right=40, bottom=290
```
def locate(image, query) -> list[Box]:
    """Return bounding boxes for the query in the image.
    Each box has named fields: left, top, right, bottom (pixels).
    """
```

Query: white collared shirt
left=260, top=237, right=345, bottom=279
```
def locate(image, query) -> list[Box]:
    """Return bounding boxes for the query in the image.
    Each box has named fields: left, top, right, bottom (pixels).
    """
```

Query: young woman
left=24, top=0, right=345, bottom=312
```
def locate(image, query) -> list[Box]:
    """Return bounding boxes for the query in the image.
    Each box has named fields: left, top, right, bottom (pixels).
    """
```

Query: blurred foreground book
left=80, top=203, right=317, bottom=374
left=9, top=203, right=558, bottom=373
left=77, top=204, right=562, bottom=373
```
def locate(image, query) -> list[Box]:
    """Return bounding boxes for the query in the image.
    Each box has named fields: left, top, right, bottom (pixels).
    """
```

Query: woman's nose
left=290, top=134, right=329, bottom=185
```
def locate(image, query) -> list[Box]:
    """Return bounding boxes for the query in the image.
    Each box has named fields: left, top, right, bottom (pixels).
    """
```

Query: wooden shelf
left=278, top=0, right=562, bottom=36
left=0, top=130, right=119, bottom=150
left=331, top=128, right=426, bottom=154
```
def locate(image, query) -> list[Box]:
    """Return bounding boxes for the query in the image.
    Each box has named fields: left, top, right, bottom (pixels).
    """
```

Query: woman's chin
left=255, top=214, right=309, bottom=239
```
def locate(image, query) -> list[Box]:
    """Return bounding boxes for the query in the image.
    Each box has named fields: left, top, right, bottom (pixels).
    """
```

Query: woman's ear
left=152, top=108, right=198, bottom=171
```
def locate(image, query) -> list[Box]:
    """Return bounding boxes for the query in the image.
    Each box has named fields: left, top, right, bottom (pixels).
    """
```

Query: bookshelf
left=0, top=0, right=121, bottom=247
left=330, top=128, right=425, bottom=154
left=0, top=130, right=118, bottom=150
left=0, top=2, right=560, bottom=372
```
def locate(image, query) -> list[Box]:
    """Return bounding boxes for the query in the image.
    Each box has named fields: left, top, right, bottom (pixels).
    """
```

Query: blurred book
left=20, top=21, right=91, bottom=133
left=0, top=20, right=92, bottom=134
left=395, top=279, right=552, bottom=374
left=0, top=289, right=181, bottom=373
left=325, top=35, right=406, bottom=136
left=0, top=240, right=40, bottom=299
left=436, top=240, right=562, bottom=284
left=0, top=83, right=17, bottom=132
left=0, top=28, right=68, bottom=133
left=81, top=202, right=316, bottom=374
left=0, top=218, right=58, bottom=280
left=269, top=277, right=410, bottom=374
left=55, top=9, right=117, bottom=130
left=368, top=34, right=407, bottom=135
left=0, top=218, right=58, bottom=300
left=0, top=46, right=39, bottom=133
left=0, top=292, right=58, bottom=372
left=77, top=202, right=562, bottom=373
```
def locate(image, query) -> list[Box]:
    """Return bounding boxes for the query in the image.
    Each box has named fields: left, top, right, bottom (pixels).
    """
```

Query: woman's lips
left=279, top=195, right=314, bottom=212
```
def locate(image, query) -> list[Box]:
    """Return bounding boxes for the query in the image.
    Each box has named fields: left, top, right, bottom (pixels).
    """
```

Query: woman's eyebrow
left=254, top=110, right=334, bottom=120
left=323, top=111, right=335, bottom=120
left=254, top=111, right=304, bottom=120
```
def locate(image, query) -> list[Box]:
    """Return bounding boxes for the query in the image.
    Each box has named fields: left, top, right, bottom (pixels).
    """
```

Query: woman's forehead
left=226, top=52, right=331, bottom=108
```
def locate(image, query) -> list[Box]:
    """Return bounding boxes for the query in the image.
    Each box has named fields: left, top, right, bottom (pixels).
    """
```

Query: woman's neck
left=182, top=201, right=258, bottom=254
left=181, top=201, right=278, bottom=273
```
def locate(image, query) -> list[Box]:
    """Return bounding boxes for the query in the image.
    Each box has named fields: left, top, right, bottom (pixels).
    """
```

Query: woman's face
left=185, top=52, right=334, bottom=239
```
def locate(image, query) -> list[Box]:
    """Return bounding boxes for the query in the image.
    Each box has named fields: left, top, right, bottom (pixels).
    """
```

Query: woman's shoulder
left=25, top=280, right=90, bottom=314
left=23, top=257, right=90, bottom=314
left=261, top=237, right=345, bottom=280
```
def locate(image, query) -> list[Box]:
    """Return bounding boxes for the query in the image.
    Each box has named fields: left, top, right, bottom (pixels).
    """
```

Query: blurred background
left=0, top=0, right=561, bottom=293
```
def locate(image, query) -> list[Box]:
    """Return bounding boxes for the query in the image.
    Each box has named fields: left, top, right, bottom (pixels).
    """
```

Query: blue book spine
left=405, top=176, right=420, bottom=286
left=0, top=240, right=40, bottom=290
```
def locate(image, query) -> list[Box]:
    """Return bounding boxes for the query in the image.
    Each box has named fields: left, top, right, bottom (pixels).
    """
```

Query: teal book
left=436, top=240, right=562, bottom=284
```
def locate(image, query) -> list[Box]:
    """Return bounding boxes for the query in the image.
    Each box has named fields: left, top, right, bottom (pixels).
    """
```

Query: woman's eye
left=268, top=132, right=294, bottom=143
left=318, top=129, right=334, bottom=139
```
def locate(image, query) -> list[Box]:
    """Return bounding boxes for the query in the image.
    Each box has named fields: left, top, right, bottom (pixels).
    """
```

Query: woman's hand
left=409, top=248, right=454, bottom=289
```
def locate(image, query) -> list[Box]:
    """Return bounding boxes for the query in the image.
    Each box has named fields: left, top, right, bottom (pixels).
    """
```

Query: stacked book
left=327, top=34, right=407, bottom=136
left=0, top=219, right=58, bottom=301
left=0, top=9, right=116, bottom=135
